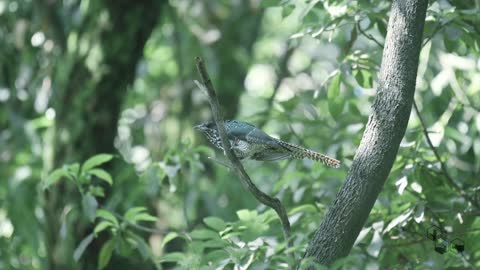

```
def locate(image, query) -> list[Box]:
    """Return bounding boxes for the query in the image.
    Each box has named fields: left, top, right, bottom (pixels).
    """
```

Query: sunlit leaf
left=98, top=239, right=115, bottom=270
left=190, top=229, right=219, bottom=240
left=162, top=232, right=181, bottom=248
left=204, top=217, right=227, bottom=232
left=237, top=209, right=257, bottom=221
left=43, top=168, right=72, bottom=189
left=159, top=252, right=186, bottom=263
left=395, top=176, right=408, bottom=195
left=74, top=233, right=95, bottom=261
left=414, top=204, right=425, bottom=223
left=88, top=168, right=113, bottom=185
left=82, top=154, right=113, bottom=172
left=289, top=204, right=317, bottom=216
left=366, top=231, right=383, bottom=257
left=132, top=213, right=157, bottom=222
left=96, top=209, right=119, bottom=227
left=94, top=221, right=113, bottom=235
left=124, top=207, right=147, bottom=222
left=384, top=209, right=413, bottom=233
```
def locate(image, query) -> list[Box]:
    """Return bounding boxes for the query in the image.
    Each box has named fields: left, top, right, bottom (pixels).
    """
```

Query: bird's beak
left=193, top=124, right=203, bottom=131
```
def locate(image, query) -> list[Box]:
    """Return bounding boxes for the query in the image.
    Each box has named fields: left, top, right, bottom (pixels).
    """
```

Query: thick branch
left=304, top=0, right=428, bottom=266
left=194, top=57, right=292, bottom=248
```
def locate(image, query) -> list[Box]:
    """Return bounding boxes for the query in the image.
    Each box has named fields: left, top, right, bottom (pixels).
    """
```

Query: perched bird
left=194, top=120, right=340, bottom=168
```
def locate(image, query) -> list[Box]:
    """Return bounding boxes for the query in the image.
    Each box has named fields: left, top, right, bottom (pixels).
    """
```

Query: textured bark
left=304, top=0, right=428, bottom=266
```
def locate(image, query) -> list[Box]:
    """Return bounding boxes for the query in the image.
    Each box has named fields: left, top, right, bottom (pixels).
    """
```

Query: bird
left=194, top=120, right=340, bottom=168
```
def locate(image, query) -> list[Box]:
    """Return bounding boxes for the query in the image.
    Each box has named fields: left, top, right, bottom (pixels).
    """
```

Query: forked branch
left=194, top=57, right=293, bottom=249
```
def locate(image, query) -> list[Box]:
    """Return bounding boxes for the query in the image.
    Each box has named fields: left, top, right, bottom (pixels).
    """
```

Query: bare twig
left=422, top=20, right=451, bottom=48
left=357, top=22, right=384, bottom=48
left=195, top=57, right=293, bottom=250
left=413, top=101, right=479, bottom=208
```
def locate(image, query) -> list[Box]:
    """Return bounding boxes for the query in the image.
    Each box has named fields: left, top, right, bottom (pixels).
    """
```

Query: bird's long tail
left=277, top=141, right=340, bottom=168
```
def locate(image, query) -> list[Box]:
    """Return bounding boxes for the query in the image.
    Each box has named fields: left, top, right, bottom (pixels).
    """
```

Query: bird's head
left=194, top=121, right=217, bottom=133
left=194, top=121, right=220, bottom=142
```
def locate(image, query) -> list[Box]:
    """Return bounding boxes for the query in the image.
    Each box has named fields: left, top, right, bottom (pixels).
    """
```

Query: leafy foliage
left=1, top=0, right=479, bottom=269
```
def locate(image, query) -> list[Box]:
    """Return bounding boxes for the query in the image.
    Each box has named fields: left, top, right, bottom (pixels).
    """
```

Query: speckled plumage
left=194, top=120, right=340, bottom=168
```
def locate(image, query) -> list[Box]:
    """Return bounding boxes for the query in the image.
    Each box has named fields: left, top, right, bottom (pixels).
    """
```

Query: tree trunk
left=43, top=2, right=165, bottom=269
left=303, top=0, right=428, bottom=266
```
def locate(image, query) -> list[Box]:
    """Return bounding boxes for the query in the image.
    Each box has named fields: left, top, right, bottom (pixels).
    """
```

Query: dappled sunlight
left=1, top=0, right=479, bottom=269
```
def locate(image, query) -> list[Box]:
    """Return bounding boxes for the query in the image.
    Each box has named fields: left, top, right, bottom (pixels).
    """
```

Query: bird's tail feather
left=278, top=141, right=340, bottom=168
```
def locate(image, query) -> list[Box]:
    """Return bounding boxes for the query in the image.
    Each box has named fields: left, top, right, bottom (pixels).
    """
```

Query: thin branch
left=422, top=20, right=451, bottom=48
left=357, top=22, right=384, bottom=48
left=413, top=101, right=479, bottom=208
left=195, top=57, right=293, bottom=250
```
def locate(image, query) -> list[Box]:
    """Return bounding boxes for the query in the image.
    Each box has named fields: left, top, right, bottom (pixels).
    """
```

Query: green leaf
left=159, top=252, right=186, bottom=263
left=82, top=194, right=98, bottom=222
left=43, top=168, right=71, bottom=189
left=89, top=186, right=105, bottom=197
left=203, top=217, right=227, bottom=231
left=203, top=239, right=228, bottom=249
left=237, top=209, right=257, bottom=221
left=161, top=232, right=182, bottom=248
left=74, top=233, right=95, bottom=261
left=124, top=207, right=156, bottom=223
left=355, top=69, right=373, bottom=88
left=261, top=0, right=278, bottom=8
left=116, top=237, right=133, bottom=257
left=204, top=250, right=229, bottom=264
left=94, top=221, right=113, bottom=235
left=190, top=229, right=219, bottom=240
left=98, top=239, right=115, bottom=270
left=82, top=154, right=113, bottom=172
left=289, top=204, right=317, bottom=215
left=96, top=209, right=119, bottom=227
left=132, top=213, right=157, bottom=222
left=67, top=163, right=80, bottom=178
left=282, top=4, right=295, bottom=18
left=88, top=168, right=113, bottom=185
left=376, top=19, right=387, bottom=37
left=127, top=232, right=150, bottom=259
left=124, top=207, right=147, bottom=222
left=327, top=71, right=344, bottom=119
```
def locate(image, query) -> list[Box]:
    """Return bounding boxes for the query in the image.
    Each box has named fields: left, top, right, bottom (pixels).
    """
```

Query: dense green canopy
left=1, top=0, right=479, bottom=269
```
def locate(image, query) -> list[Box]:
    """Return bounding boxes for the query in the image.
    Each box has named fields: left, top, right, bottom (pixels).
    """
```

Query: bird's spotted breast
left=195, top=120, right=340, bottom=167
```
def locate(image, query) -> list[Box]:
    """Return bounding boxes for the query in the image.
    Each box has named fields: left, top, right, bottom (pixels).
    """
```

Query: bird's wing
left=226, top=120, right=278, bottom=145
left=251, top=151, right=291, bottom=161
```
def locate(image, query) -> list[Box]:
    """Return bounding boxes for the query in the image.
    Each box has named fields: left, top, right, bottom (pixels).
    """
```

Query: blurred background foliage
left=0, top=0, right=479, bottom=269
